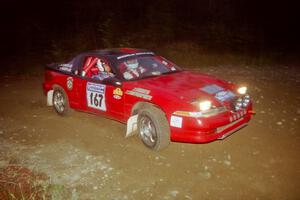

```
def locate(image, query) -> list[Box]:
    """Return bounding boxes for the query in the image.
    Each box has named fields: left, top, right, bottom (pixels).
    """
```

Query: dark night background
left=2, top=0, right=300, bottom=65
left=0, top=1, right=300, bottom=199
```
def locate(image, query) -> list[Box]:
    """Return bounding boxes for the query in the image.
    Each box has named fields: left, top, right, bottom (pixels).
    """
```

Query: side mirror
left=102, top=77, right=123, bottom=87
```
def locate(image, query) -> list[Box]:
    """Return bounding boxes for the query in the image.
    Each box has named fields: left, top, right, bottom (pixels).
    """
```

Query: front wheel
left=53, top=87, right=70, bottom=116
left=138, top=106, right=170, bottom=151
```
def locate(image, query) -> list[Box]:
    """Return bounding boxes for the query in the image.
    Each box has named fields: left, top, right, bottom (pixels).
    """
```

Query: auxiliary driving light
left=234, top=98, right=243, bottom=111
left=237, top=86, right=247, bottom=95
left=242, top=95, right=250, bottom=107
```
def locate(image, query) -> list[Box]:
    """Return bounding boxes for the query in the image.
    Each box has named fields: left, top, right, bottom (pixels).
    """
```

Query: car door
left=62, top=56, right=87, bottom=111
left=83, top=78, right=124, bottom=121
left=78, top=55, right=125, bottom=121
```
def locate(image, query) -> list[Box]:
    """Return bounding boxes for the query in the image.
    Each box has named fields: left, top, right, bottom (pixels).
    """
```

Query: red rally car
left=43, top=48, right=254, bottom=150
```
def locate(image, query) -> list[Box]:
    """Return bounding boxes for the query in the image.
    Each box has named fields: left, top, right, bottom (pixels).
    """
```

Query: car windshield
left=117, top=56, right=181, bottom=81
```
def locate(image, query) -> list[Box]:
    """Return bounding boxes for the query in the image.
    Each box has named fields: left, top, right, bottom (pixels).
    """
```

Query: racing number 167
left=90, top=92, right=103, bottom=107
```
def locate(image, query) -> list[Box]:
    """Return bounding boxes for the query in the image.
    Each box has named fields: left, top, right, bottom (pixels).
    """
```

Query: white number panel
left=86, top=82, right=106, bottom=111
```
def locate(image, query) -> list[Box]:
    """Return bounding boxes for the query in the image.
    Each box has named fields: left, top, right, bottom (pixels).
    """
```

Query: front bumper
left=170, top=108, right=253, bottom=143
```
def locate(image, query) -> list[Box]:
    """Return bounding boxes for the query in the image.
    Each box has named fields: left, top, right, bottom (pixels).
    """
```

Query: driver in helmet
left=123, top=59, right=146, bottom=80
left=92, top=59, right=115, bottom=80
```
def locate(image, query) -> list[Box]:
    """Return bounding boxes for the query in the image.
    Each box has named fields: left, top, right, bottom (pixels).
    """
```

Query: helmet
left=125, top=59, right=138, bottom=69
left=96, top=59, right=104, bottom=72
left=103, top=63, right=111, bottom=72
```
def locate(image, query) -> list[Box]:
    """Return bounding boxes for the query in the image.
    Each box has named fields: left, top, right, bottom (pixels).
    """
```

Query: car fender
left=48, top=84, right=69, bottom=106
left=126, top=101, right=167, bottom=137
left=47, top=83, right=64, bottom=106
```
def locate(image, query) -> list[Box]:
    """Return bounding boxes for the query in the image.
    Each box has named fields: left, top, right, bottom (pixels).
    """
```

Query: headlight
left=176, top=100, right=226, bottom=118
left=174, top=106, right=227, bottom=118
left=173, top=111, right=202, bottom=118
left=237, top=86, right=247, bottom=95
left=199, top=100, right=212, bottom=111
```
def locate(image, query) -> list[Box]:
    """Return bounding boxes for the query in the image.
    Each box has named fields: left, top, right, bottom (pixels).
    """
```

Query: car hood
left=126, top=71, right=236, bottom=104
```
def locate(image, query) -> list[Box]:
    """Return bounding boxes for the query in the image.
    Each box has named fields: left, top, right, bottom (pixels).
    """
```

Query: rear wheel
left=138, top=106, right=170, bottom=151
left=53, top=87, right=70, bottom=115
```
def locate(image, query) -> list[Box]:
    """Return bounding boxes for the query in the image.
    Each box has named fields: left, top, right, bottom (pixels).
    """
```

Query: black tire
left=52, top=87, right=70, bottom=116
left=137, top=106, right=170, bottom=151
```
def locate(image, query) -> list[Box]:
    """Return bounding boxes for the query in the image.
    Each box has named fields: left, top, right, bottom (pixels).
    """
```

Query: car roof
left=82, top=48, right=153, bottom=58
left=73, top=48, right=155, bottom=78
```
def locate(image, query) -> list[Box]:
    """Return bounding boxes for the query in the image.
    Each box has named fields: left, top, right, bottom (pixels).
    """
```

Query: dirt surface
left=0, top=65, right=299, bottom=199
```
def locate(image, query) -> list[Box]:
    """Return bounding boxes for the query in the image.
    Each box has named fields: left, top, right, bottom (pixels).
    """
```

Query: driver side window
left=81, top=56, right=115, bottom=81
left=81, top=56, right=98, bottom=78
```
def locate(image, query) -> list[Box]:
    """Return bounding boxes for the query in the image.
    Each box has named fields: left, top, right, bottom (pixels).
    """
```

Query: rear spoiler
left=46, top=63, right=60, bottom=70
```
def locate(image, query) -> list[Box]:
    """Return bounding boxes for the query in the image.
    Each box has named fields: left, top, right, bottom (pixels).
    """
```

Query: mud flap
left=47, top=90, right=54, bottom=106
left=126, top=114, right=138, bottom=138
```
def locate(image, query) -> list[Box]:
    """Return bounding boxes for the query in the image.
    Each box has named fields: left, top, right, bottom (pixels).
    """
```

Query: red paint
left=43, top=49, right=253, bottom=144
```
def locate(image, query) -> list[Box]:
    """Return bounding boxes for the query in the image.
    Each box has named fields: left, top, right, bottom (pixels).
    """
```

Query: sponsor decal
left=60, top=63, right=73, bottom=68
left=113, top=88, right=123, bottom=100
left=201, top=84, right=223, bottom=94
left=113, top=88, right=123, bottom=96
left=60, top=64, right=73, bottom=72
left=117, top=52, right=154, bottom=60
left=113, top=95, right=121, bottom=100
left=132, top=88, right=150, bottom=94
left=66, top=77, right=73, bottom=90
left=201, top=84, right=236, bottom=102
left=215, top=90, right=235, bottom=102
left=86, top=82, right=106, bottom=111
left=170, top=116, right=183, bottom=128
left=125, top=88, right=152, bottom=100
